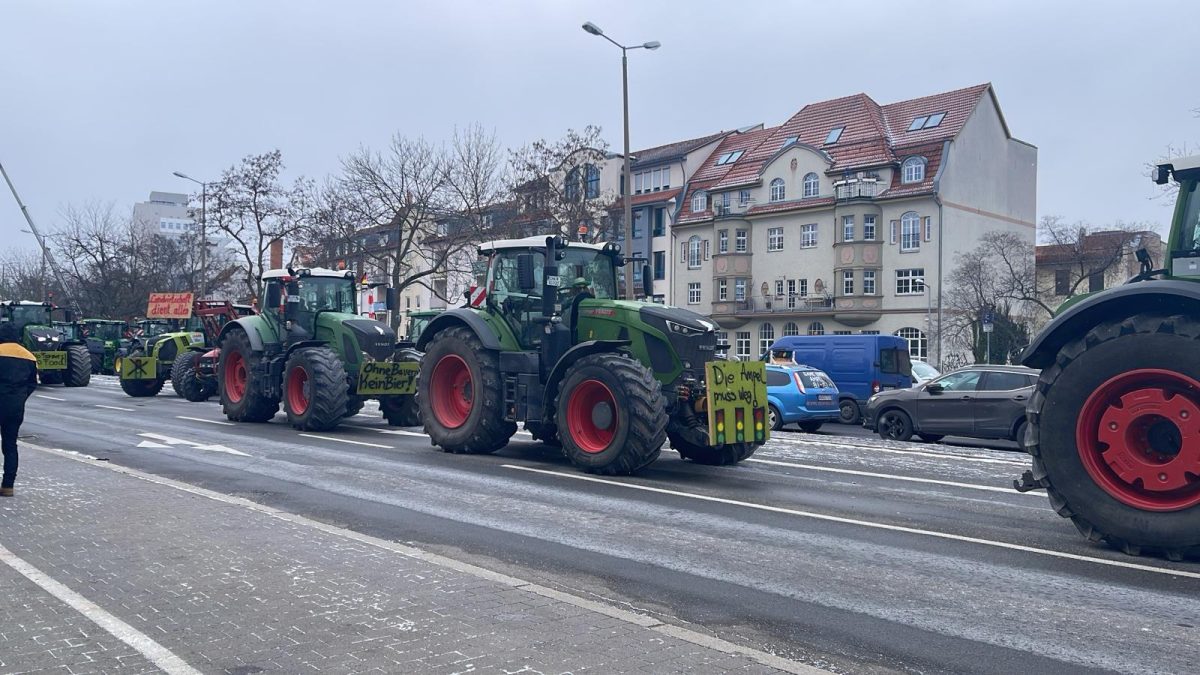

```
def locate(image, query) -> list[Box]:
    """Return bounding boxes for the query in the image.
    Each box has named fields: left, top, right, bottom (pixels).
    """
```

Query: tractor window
left=1179, top=180, right=1200, bottom=252
left=296, top=277, right=356, bottom=315
left=4, top=305, right=51, bottom=331
left=90, top=323, right=124, bottom=341
left=489, top=251, right=545, bottom=349
left=555, top=248, right=618, bottom=304
left=141, top=321, right=174, bottom=337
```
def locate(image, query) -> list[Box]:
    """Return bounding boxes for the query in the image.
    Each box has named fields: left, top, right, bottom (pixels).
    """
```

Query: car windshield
left=911, top=361, right=940, bottom=379
left=798, top=370, right=835, bottom=389
left=296, top=276, right=357, bottom=314
left=556, top=247, right=618, bottom=301
left=5, top=305, right=51, bottom=331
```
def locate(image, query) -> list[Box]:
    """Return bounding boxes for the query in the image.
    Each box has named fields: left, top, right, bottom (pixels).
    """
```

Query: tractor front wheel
left=557, top=352, right=667, bottom=475
left=118, top=350, right=163, bottom=397
left=64, top=345, right=91, bottom=387
left=172, top=351, right=213, bottom=402
left=380, top=395, right=420, bottom=426
left=1028, top=313, right=1200, bottom=559
left=417, top=326, right=514, bottom=453
left=282, top=347, right=349, bottom=431
left=218, top=330, right=279, bottom=423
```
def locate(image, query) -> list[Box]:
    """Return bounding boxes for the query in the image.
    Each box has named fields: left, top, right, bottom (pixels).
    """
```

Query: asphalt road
left=16, top=376, right=1200, bottom=674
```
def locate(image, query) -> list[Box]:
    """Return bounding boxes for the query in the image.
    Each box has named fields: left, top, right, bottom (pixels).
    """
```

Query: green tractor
left=1, top=300, right=91, bottom=387
left=215, top=268, right=417, bottom=430
left=1017, top=155, right=1200, bottom=559
left=81, top=319, right=128, bottom=374
left=415, top=235, right=768, bottom=475
left=117, top=316, right=201, bottom=396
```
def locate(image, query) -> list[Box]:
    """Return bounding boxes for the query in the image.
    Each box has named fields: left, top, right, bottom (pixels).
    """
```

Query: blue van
left=767, top=335, right=913, bottom=424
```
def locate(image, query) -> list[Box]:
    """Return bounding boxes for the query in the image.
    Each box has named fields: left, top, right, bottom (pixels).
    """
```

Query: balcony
left=834, top=178, right=879, bottom=201
left=712, top=200, right=753, bottom=218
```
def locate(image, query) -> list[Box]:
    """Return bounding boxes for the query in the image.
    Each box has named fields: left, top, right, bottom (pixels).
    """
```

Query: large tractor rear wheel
left=418, top=326, right=514, bottom=453
left=282, top=346, right=349, bottom=431
left=557, top=352, right=667, bottom=475
left=218, top=329, right=279, bottom=423
left=118, top=350, right=163, bottom=397
left=1027, top=313, right=1200, bottom=560
left=172, top=351, right=213, bottom=402
left=380, top=395, right=420, bottom=426
left=64, top=345, right=91, bottom=387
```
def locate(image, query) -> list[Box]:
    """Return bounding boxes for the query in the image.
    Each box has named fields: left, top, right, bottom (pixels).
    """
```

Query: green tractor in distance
left=1, top=300, right=91, bottom=387
left=118, top=315, right=200, bottom=396
left=81, top=319, right=128, bottom=374
left=1018, top=155, right=1200, bottom=560
left=215, top=267, right=417, bottom=430
left=415, top=235, right=768, bottom=475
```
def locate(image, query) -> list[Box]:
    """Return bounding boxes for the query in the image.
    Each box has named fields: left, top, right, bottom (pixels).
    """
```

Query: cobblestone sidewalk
left=0, top=446, right=803, bottom=674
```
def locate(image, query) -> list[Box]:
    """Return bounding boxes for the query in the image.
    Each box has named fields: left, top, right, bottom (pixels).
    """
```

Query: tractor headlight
left=666, top=320, right=704, bottom=336
left=36, top=336, right=46, bottom=342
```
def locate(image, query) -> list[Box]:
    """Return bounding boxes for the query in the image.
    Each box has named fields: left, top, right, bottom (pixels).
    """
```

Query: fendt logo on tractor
left=414, top=234, right=768, bottom=476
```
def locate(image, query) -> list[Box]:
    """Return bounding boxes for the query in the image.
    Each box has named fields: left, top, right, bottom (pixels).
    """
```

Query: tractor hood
left=637, top=304, right=720, bottom=336
left=25, top=327, right=64, bottom=351
left=343, top=318, right=397, bottom=361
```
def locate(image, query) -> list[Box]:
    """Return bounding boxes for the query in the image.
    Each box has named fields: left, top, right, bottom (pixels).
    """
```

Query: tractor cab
left=1154, top=155, right=1200, bottom=279
left=262, top=267, right=370, bottom=344
left=2, top=301, right=62, bottom=349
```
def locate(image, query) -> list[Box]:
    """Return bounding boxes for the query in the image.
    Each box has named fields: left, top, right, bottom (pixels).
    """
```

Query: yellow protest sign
left=705, top=360, right=769, bottom=445
left=357, top=361, right=419, bottom=395
left=35, top=351, right=68, bottom=370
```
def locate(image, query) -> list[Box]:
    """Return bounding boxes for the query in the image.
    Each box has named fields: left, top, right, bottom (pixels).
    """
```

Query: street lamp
left=581, top=21, right=660, bottom=300
left=914, top=277, right=934, bottom=366
left=173, top=171, right=209, bottom=298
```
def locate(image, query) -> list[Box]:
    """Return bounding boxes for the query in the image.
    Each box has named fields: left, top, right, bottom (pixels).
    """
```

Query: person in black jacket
left=0, top=321, right=38, bottom=497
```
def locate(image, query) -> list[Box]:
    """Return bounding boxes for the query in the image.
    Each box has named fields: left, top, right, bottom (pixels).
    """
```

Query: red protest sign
left=146, top=292, right=194, bottom=319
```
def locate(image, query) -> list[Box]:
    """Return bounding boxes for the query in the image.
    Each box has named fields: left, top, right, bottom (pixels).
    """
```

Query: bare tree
left=0, top=249, right=54, bottom=303
left=509, top=126, right=616, bottom=241
left=206, top=150, right=312, bottom=301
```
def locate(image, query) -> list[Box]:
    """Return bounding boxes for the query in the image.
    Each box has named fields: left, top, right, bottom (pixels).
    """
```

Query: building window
left=801, top=223, right=818, bottom=248
left=718, top=278, right=727, bottom=301
left=718, top=229, right=729, bottom=253
left=896, top=268, right=926, bottom=295
left=692, top=190, right=706, bottom=213
left=803, top=172, right=819, bottom=198
left=735, top=278, right=747, bottom=301
left=1089, top=271, right=1105, bottom=293
left=662, top=166, right=671, bottom=190
left=739, top=189, right=751, bottom=207
left=824, top=127, right=844, bottom=144
left=769, top=178, right=786, bottom=202
left=717, top=331, right=728, bottom=346
left=653, top=251, right=665, bottom=280
left=716, top=150, right=745, bottom=165
left=774, top=279, right=785, bottom=298
left=586, top=164, right=600, bottom=199
left=798, top=278, right=808, bottom=297
left=786, top=279, right=797, bottom=307
left=808, top=321, right=826, bottom=336
left=653, top=208, right=665, bottom=237
left=721, top=191, right=732, bottom=210
left=923, top=215, right=932, bottom=242
left=565, top=167, right=581, bottom=201
left=688, top=282, right=701, bottom=305
left=842, top=216, right=854, bottom=242
left=759, top=323, right=775, bottom=357
left=900, top=211, right=921, bottom=251
left=736, top=331, right=751, bottom=359
left=896, top=327, right=927, bottom=359
left=863, top=269, right=877, bottom=295
left=783, top=321, right=800, bottom=336
left=768, top=227, right=784, bottom=251
left=632, top=209, right=644, bottom=238
left=842, top=270, right=854, bottom=296
left=736, top=229, right=748, bottom=252
left=901, top=157, right=926, bottom=184
left=1055, top=269, right=1071, bottom=295
left=863, top=214, right=876, bottom=241
left=688, top=236, right=702, bottom=269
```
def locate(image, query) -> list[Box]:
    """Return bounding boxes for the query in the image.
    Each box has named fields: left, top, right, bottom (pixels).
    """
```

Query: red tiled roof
left=881, top=83, right=993, bottom=149
left=746, top=196, right=836, bottom=216
left=877, top=141, right=944, bottom=200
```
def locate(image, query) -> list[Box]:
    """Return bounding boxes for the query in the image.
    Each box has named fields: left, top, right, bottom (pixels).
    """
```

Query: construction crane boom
left=0, top=158, right=80, bottom=314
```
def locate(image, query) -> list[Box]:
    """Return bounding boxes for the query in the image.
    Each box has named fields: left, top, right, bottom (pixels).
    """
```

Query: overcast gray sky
left=2, top=0, right=1196, bottom=253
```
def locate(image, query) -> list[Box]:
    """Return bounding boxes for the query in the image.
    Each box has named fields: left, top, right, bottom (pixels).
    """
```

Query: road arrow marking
left=137, top=432, right=250, bottom=457
left=136, top=440, right=170, bottom=449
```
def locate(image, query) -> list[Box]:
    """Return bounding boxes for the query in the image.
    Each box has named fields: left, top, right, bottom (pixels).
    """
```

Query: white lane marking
left=35, top=394, right=66, bottom=401
left=175, top=415, right=234, bottom=426
left=502, top=464, right=1200, bottom=581
left=376, top=429, right=428, bottom=438
left=95, top=404, right=135, bottom=412
left=0, top=542, right=201, bottom=675
left=747, top=458, right=1041, bottom=496
left=771, top=438, right=1026, bottom=466
left=298, top=433, right=394, bottom=449
left=138, top=433, right=250, bottom=457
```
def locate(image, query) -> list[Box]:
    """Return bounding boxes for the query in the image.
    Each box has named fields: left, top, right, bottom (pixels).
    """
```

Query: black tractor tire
left=380, top=395, right=421, bottom=426
left=64, top=345, right=91, bottom=387
left=799, top=421, right=823, bottom=433
left=90, top=351, right=103, bottom=374
left=345, top=396, right=365, bottom=418
left=218, top=329, right=279, bottom=423
left=557, top=352, right=667, bottom=475
left=918, top=433, right=945, bottom=443
left=118, top=350, right=164, bottom=397
left=525, top=421, right=561, bottom=447
left=877, top=408, right=914, bottom=442
left=417, top=326, right=514, bottom=454
left=1012, top=419, right=1028, bottom=445
left=768, top=405, right=785, bottom=431
left=172, top=351, right=213, bottom=402
left=1026, top=313, right=1200, bottom=560
left=839, top=399, right=862, bottom=425
left=282, top=346, right=350, bottom=432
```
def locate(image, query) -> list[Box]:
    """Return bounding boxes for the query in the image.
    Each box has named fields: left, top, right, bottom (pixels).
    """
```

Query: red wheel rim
left=566, top=379, right=618, bottom=454
left=430, top=355, right=472, bottom=428
left=1076, top=368, right=1200, bottom=511
left=225, top=350, right=247, bottom=403
left=287, top=365, right=309, bottom=415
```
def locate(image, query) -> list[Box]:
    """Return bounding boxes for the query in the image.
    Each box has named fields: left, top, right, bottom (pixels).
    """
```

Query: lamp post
left=581, top=21, right=659, bottom=300
left=915, top=277, right=934, bottom=366
left=173, top=171, right=208, bottom=298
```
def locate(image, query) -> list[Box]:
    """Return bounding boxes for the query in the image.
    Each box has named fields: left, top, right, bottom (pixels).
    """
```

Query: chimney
left=269, top=239, right=283, bottom=269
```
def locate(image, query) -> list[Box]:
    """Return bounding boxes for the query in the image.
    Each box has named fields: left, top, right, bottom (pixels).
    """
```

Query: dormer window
left=824, top=127, right=844, bottom=144
left=692, top=190, right=707, bottom=213
left=901, top=156, right=927, bottom=184
left=715, top=150, right=745, bottom=165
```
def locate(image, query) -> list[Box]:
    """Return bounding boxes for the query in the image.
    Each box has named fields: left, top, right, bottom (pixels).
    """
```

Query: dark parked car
left=863, top=365, right=1039, bottom=443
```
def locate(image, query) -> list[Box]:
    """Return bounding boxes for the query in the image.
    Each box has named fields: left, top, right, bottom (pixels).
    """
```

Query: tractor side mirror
left=265, top=284, right=281, bottom=312
left=516, top=254, right=536, bottom=292
left=385, top=287, right=397, bottom=311
left=641, top=264, right=652, bottom=298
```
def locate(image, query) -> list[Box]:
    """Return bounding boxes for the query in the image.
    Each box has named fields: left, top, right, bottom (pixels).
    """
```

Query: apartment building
left=670, top=84, right=1037, bottom=366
